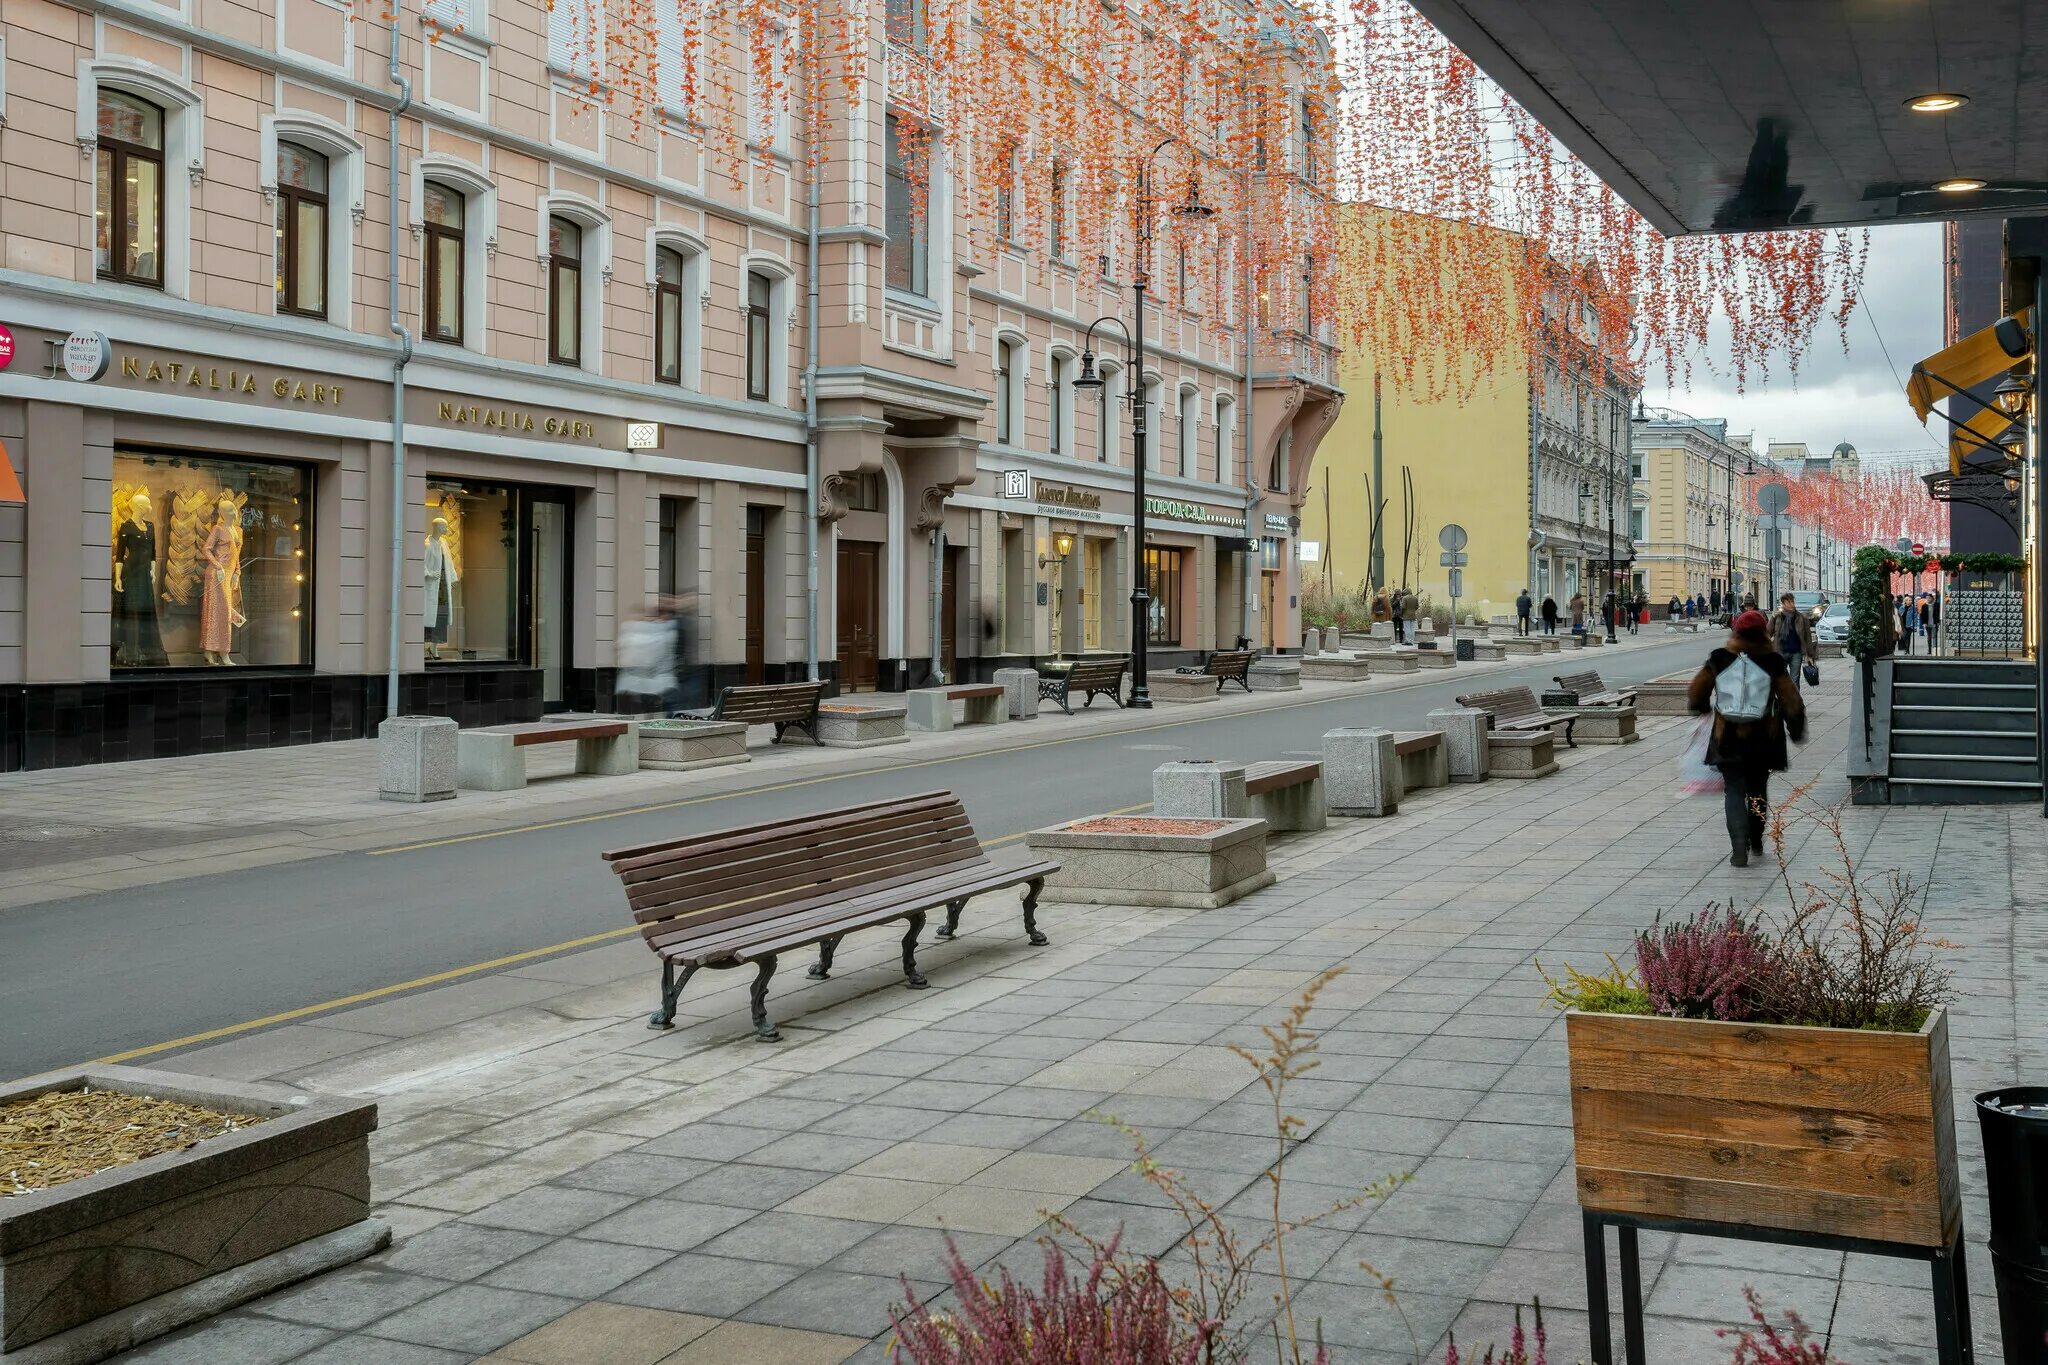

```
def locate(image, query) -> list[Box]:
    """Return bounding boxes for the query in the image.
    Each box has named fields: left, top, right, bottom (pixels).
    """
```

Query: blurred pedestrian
left=1516, top=588, right=1533, bottom=636
left=1541, top=595, right=1559, bottom=634
left=1688, top=608, right=1806, bottom=868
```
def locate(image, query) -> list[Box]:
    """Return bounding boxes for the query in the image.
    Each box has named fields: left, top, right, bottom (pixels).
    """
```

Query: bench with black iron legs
left=1203, top=649, right=1256, bottom=693
left=1456, top=685, right=1577, bottom=748
left=1553, top=669, right=1638, bottom=708
left=688, top=680, right=828, bottom=745
left=456, top=719, right=638, bottom=791
left=603, top=791, right=1059, bottom=1041
left=1039, top=657, right=1130, bottom=715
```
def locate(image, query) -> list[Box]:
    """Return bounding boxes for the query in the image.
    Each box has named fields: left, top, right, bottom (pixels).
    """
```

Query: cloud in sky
left=1652, top=223, right=1947, bottom=468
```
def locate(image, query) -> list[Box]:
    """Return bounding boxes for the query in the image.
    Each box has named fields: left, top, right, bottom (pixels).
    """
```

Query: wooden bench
left=1039, top=657, right=1130, bottom=714
left=1242, top=759, right=1325, bottom=831
left=456, top=719, right=637, bottom=791
left=1203, top=649, right=1257, bottom=693
left=689, top=680, right=828, bottom=745
left=907, top=683, right=1007, bottom=732
left=1553, top=669, right=1638, bottom=708
left=605, top=792, right=1060, bottom=1041
left=1392, top=731, right=1448, bottom=791
left=1456, top=685, right=1577, bottom=748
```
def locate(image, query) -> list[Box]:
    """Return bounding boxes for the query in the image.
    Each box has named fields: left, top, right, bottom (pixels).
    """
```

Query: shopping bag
left=1803, top=660, right=1820, bottom=686
left=1677, top=715, right=1723, bottom=795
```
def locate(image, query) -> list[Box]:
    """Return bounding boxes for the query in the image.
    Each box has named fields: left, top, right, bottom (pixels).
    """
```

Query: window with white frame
left=547, top=215, right=584, bottom=367
left=1141, top=376, right=1162, bottom=471
left=1048, top=350, right=1074, bottom=458
left=994, top=141, right=1018, bottom=243
left=548, top=0, right=600, bottom=79
left=884, top=112, right=930, bottom=298
left=96, top=91, right=164, bottom=290
left=886, top=0, right=927, bottom=51
left=994, top=337, right=1021, bottom=445
left=1214, top=395, right=1236, bottom=487
left=422, top=180, right=466, bottom=343
left=746, top=270, right=774, bottom=401
left=654, top=0, right=700, bottom=121
left=1177, top=386, right=1198, bottom=478
left=653, top=245, right=695, bottom=386
left=422, top=0, right=481, bottom=37
left=273, top=142, right=329, bottom=318
left=1048, top=160, right=1069, bottom=261
left=750, top=19, right=794, bottom=150
left=1096, top=363, right=1122, bottom=465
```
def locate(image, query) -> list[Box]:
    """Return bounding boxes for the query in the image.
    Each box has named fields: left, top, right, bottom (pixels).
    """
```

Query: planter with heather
left=0, top=1065, right=383, bottom=1363
left=637, top=718, right=749, bottom=771
left=1025, top=815, right=1274, bottom=909
left=1548, top=794, right=1961, bottom=1249
left=815, top=701, right=908, bottom=748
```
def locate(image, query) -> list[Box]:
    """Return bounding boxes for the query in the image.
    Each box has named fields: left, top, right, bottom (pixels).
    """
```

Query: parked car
left=1814, top=602, right=1851, bottom=644
left=1791, top=590, right=1827, bottom=619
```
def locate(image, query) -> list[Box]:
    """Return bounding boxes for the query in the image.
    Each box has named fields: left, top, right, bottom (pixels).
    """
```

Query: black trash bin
left=1455, top=637, right=1476, bottom=661
left=1977, top=1086, right=2048, bottom=1362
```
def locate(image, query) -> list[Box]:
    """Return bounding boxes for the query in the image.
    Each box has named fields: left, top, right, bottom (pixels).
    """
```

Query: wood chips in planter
left=1, top=1088, right=266, bottom=1197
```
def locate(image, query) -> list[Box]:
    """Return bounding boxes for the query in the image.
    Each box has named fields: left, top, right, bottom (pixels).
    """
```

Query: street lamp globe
left=1072, top=351, right=1103, bottom=392
left=1993, top=371, right=2030, bottom=417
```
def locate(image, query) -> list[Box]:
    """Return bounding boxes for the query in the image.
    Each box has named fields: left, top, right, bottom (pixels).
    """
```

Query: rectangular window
left=1178, top=388, right=1198, bottom=477
left=422, top=0, right=477, bottom=34
left=746, top=271, right=772, bottom=401
left=1097, top=368, right=1120, bottom=464
left=1049, top=161, right=1068, bottom=260
left=274, top=143, right=329, bottom=318
left=654, top=247, right=686, bottom=384
left=422, top=182, right=465, bottom=343
left=993, top=144, right=1016, bottom=242
left=547, top=0, right=599, bottom=78
left=995, top=339, right=1016, bottom=444
left=886, top=0, right=927, bottom=50
left=1144, top=546, right=1183, bottom=646
left=111, top=451, right=312, bottom=669
left=424, top=480, right=519, bottom=662
left=548, top=215, right=582, bottom=367
left=884, top=112, right=930, bottom=297
left=1049, top=353, right=1068, bottom=457
left=95, top=92, right=165, bottom=289
left=1630, top=507, right=1646, bottom=542
left=846, top=471, right=883, bottom=513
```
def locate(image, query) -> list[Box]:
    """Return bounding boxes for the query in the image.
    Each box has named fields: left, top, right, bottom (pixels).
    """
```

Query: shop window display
left=423, top=481, right=518, bottom=661
left=111, top=452, right=311, bottom=668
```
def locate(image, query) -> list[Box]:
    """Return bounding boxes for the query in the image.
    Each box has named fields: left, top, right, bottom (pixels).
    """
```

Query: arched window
left=548, top=215, right=583, bottom=367
left=995, top=337, right=1023, bottom=445
left=422, top=181, right=466, bottom=343
left=1141, top=376, right=1162, bottom=472
left=1096, top=362, right=1122, bottom=465
left=1048, top=350, right=1074, bottom=457
left=95, top=91, right=165, bottom=288
left=1178, top=386, right=1199, bottom=478
left=1214, top=395, right=1237, bottom=487
left=654, top=246, right=686, bottom=385
left=274, top=142, right=329, bottom=318
left=746, top=270, right=774, bottom=401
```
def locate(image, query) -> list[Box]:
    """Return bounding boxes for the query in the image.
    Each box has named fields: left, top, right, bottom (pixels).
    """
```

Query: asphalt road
left=1, top=637, right=1710, bottom=1078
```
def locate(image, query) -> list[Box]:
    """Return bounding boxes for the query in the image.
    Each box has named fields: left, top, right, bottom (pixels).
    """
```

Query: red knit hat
left=1731, top=609, right=1769, bottom=636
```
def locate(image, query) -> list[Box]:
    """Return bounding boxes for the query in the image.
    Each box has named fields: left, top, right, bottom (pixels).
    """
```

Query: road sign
left=1757, top=481, right=1791, bottom=515
left=1911, top=541, right=1926, bottom=556
left=1755, top=513, right=1795, bottom=532
left=1438, top=523, right=1469, bottom=552
left=1764, top=529, right=1783, bottom=560
left=1438, top=550, right=1468, bottom=567
left=1448, top=567, right=1464, bottom=598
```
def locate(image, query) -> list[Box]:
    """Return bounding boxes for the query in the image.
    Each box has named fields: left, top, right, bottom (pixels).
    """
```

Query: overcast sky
left=1647, top=223, right=1948, bottom=470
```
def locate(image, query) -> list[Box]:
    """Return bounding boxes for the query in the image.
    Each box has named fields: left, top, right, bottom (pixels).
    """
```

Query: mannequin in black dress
left=113, top=492, right=167, bottom=666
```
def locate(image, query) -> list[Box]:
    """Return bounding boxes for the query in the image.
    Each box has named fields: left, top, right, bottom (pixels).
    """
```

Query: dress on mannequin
left=199, top=495, right=244, bottom=663
left=112, top=494, right=167, bottom=667
left=424, top=518, right=459, bottom=657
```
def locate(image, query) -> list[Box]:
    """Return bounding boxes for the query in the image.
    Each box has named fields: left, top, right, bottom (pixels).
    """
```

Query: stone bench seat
left=907, top=684, right=1008, bottom=732
left=1485, top=728, right=1558, bottom=779
left=1392, top=731, right=1449, bottom=792
left=456, top=719, right=639, bottom=792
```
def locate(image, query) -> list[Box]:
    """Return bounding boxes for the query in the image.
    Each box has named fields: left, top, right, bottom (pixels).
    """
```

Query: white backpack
left=1713, top=653, right=1772, bottom=721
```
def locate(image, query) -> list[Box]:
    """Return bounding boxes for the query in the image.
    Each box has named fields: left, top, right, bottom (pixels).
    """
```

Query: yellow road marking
left=92, top=800, right=1157, bottom=1065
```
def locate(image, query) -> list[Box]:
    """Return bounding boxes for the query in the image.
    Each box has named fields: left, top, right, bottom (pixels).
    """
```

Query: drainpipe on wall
left=929, top=528, right=945, bottom=684
left=1527, top=381, right=1542, bottom=598
left=801, top=75, right=822, bottom=684
left=384, top=12, right=414, bottom=717
left=1240, top=168, right=1260, bottom=651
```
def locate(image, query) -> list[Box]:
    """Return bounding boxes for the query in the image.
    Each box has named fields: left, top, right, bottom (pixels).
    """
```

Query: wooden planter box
left=1, top=1066, right=384, bottom=1362
left=1566, top=1008, right=1960, bottom=1247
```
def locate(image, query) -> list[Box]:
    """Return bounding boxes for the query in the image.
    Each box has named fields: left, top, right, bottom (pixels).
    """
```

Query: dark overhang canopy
left=1404, top=0, right=2048, bottom=235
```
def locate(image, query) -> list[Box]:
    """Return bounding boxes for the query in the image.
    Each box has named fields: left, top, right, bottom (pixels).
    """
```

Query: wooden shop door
left=837, top=540, right=881, bottom=691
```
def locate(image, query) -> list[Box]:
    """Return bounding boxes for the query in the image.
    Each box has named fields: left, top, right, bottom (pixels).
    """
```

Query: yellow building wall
left=1302, top=208, right=1533, bottom=624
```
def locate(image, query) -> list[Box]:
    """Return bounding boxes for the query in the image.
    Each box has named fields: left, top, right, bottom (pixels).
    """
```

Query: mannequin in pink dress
left=199, top=495, right=244, bottom=664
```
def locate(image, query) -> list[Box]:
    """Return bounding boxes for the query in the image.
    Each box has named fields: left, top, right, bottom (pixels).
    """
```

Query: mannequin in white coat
left=424, top=517, right=459, bottom=658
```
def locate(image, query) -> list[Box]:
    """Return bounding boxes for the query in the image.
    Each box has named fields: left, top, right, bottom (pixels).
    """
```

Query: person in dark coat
left=1516, top=589, right=1533, bottom=636
left=1687, top=609, right=1807, bottom=867
left=1540, top=595, right=1559, bottom=634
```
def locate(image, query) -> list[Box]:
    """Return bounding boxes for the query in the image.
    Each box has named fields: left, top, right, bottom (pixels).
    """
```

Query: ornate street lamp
left=1070, top=137, right=1211, bottom=709
left=1994, top=371, right=2031, bottom=417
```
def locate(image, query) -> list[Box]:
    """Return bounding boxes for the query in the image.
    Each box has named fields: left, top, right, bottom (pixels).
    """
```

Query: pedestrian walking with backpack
left=1687, top=609, right=1806, bottom=867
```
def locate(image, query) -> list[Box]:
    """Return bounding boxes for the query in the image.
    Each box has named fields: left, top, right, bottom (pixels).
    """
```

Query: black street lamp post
left=1605, top=399, right=1620, bottom=642
left=1071, top=137, right=1211, bottom=710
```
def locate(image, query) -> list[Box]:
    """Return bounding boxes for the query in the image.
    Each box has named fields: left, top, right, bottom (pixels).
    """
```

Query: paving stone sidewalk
left=0, top=631, right=1679, bottom=910
left=116, top=671, right=2032, bottom=1364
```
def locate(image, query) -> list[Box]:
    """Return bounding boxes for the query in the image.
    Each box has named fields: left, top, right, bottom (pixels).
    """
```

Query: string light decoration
left=405, top=0, right=1868, bottom=407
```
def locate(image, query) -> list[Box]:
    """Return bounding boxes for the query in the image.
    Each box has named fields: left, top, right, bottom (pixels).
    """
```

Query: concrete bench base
left=1323, top=727, right=1399, bottom=817
left=637, top=719, right=750, bottom=771
left=456, top=723, right=638, bottom=791
left=1470, top=642, right=1508, bottom=661
left=907, top=687, right=1007, bottom=731
left=1503, top=638, right=1546, bottom=657
left=1028, top=817, right=1274, bottom=909
left=1413, top=649, right=1455, bottom=668
left=1581, top=632, right=1605, bottom=647
left=1555, top=706, right=1639, bottom=744
left=1665, top=622, right=1703, bottom=633
left=1248, top=657, right=1302, bottom=691
left=1540, top=636, right=1564, bottom=653
left=1634, top=679, right=1694, bottom=715
left=1300, top=656, right=1374, bottom=681
left=1251, top=778, right=1325, bottom=832
left=993, top=667, right=1041, bottom=719
left=1429, top=707, right=1489, bottom=782
left=378, top=716, right=457, bottom=802
left=817, top=703, right=910, bottom=747
left=1149, top=672, right=1223, bottom=703
left=1487, top=730, right=1557, bottom=779
left=1371, top=652, right=1419, bottom=674
left=1394, top=734, right=1450, bottom=792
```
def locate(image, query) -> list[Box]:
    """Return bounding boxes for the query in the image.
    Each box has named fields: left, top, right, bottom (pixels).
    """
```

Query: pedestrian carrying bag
left=1803, top=660, right=1821, bottom=687
left=1678, top=715, right=1723, bottom=795
left=1713, top=653, right=1772, bottom=721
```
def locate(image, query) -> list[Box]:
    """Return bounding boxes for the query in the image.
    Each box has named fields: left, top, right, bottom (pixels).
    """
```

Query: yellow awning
left=1907, top=308, right=2033, bottom=421
left=1950, top=404, right=2016, bottom=476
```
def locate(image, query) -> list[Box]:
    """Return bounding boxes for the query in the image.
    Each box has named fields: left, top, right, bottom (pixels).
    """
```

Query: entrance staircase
left=1887, top=658, right=2040, bottom=804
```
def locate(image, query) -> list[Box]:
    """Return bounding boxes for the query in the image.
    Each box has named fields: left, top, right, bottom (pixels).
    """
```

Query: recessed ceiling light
left=1936, top=177, right=1988, bottom=193
left=1905, top=92, right=1968, bottom=113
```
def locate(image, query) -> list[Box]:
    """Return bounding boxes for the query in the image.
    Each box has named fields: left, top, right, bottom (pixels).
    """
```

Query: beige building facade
left=1631, top=414, right=1765, bottom=609
left=0, top=0, right=1338, bottom=767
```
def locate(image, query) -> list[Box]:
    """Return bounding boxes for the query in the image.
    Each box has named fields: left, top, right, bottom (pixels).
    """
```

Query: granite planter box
left=1299, top=656, right=1373, bottom=682
left=1248, top=656, right=1302, bottom=691
left=1634, top=674, right=1695, bottom=716
left=1553, top=706, right=1639, bottom=744
left=1148, top=672, right=1222, bottom=703
left=1026, top=815, right=1274, bottom=909
left=637, top=718, right=749, bottom=771
left=1567, top=1007, right=1960, bottom=1248
left=815, top=702, right=909, bottom=748
left=0, top=1066, right=383, bottom=1364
